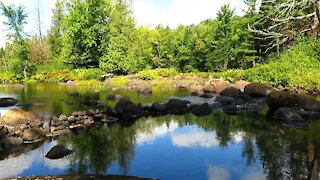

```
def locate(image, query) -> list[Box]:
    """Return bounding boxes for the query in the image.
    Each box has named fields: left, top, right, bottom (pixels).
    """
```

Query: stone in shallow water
left=45, top=144, right=73, bottom=159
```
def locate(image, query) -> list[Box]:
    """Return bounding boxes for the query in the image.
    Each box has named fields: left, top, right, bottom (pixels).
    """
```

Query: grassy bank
left=0, top=39, right=319, bottom=93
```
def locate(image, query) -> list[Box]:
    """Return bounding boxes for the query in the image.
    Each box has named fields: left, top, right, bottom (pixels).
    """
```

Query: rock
left=223, top=105, right=240, bottom=115
left=0, top=137, right=23, bottom=146
left=105, top=106, right=118, bottom=117
left=22, top=128, right=45, bottom=141
left=267, top=91, right=299, bottom=110
left=115, top=98, right=145, bottom=119
left=49, top=129, right=72, bottom=137
left=138, top=88, right=152, bottom=94
left=0, top=109, right=43, bottom=127
left=51, top=125, right=66, bottom=133
left=148, top=103, right=167, bottom=115
left=101, top=73, right=114, bottom=80
left=244, top=83, right=275, bottom=97
left=267, top=91, right=320, bottom=112
left=281, top=121, right=309, bottom=130
left=65, top=81, right=78, bottom=86
left=0, top=125, right=8, bottom=138
left=273, top=107, right=304, bottom=121
left=298, top=110, right=320, bottom=119
left=220, top=86, right=241, bottom=97
left=203, top=79, right=230, bottom=93
left=189, top=85, right=204, bottom=92
left=215, top=96, right=235, bottom=104
left=191, top=91, right=201, bottom=96
left=164, top=99, right=190, bottom=115
left=67, top=92, right=79, bottom=97
left=298, top=96, right=320, bottom=112
left=0, top=97, right=18, bottom=107
left=235, top=80, right=250, bottom=92
left=67, top=116, right=76, bottom=123
left=59, top=114, right=68, bottom=121
left=83, top=100, right=103, bottom=107
left=107, top=94, right=124, bottom=100
left=200, top=93, right=214, bottom=99
left=190, top=103, right=212, bottom=116
left=45, top=145, right=73, bottom=159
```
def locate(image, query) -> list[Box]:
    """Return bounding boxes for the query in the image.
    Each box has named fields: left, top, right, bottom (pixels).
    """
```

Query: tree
left=0, top=1, right=31, bottom=78
left=61, top=0, right=113, bottom=68
left=99, top=0, right=136, bottom=74
left=249, top=0, right=320, bottom=53
left=48, top=0, right=65, bottom=61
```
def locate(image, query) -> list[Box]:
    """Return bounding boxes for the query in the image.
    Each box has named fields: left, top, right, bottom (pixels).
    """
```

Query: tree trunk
left=312, top=0, right=320, bottom=39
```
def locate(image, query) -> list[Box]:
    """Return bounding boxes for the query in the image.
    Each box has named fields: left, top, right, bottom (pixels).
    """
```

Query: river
left=0, top=83, right=319, bottom=179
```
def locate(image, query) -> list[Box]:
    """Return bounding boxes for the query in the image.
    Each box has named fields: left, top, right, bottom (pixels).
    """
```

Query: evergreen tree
left=99, top=0, right=135, bottom=74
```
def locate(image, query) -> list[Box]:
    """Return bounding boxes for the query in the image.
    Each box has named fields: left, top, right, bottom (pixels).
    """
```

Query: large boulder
left=0, top=109, right=43, bottom=127
left=235, top=80, right=250, bottom=92
left=267, top=91, right=320, bottom=112
left=164, top=99, right=190, bottom=115
left=115, top=99, right=145, bottom=119
left=297, top=96, right=320, bottom=112
left=267, top=91, right=299, bottom=110
left=45, top=145, right=73, bottom=159
left=273, top=107, right=304, bottom=121
left=148, top=103, right=167, bottom=116
left=220, top=86, right=241, bottom=97
left=244, top=83, right=275, bottom=97
left=203, top=79, right=230, bottom=93
left=0, top=97, right=18, bottom=107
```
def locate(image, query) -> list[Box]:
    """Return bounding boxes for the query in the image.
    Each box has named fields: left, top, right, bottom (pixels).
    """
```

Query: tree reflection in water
left=64, top=110, right=320, bottom=179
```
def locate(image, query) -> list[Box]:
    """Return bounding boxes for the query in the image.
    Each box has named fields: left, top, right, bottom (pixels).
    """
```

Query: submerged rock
left=138, top=88, right=152, bottom=94
left=273, top=107, right=304, bottom=121
left=45, top=145, right=73, bottom=159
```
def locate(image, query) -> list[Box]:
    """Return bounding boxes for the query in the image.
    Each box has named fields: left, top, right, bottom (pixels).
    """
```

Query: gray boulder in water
left=45, top=145, right=73, bottom=159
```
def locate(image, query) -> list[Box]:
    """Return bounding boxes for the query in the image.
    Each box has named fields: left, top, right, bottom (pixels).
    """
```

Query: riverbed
left=0, top=83, right=319, bottom=179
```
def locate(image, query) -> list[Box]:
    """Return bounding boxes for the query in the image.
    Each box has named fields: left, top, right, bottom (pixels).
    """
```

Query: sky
left=0, top=0, right=248, bottom=48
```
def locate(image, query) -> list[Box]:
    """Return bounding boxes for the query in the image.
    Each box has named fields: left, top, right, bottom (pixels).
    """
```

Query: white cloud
left=0, top=150, right=36, bottom=178
left=171, top=129, right=219, bottom=148
left=136, top=121, right=178, bottom=145
left=133, top=0, right=247, bottom=28
left=207, top=166, right=230, bottom=180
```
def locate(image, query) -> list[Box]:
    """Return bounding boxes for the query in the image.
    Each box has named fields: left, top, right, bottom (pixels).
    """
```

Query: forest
left=0, top=0, right=320, bottom=91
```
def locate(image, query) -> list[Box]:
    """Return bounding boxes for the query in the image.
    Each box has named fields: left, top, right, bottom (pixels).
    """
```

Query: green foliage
left=73, top=69, right=105, bottom=80
left=61, top=0, right=112, bottom=68
left=244, top=38, right=320, bottom=90
left=99, top=0, right=136, bottom=74
left=138, top=68, right=178, bottom=80
left=110, top=76, right=128, bottom=87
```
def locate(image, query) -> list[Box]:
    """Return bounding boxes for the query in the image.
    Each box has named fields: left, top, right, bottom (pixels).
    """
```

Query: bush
left=138, top=69, right=159, bottom=80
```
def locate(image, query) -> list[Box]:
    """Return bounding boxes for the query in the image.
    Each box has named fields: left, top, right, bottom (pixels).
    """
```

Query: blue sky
left=0, top=0, right=249, bottom=48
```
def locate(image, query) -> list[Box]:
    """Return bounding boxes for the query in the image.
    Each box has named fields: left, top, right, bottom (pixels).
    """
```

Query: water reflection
left=0, top=84, right=319, bottom=179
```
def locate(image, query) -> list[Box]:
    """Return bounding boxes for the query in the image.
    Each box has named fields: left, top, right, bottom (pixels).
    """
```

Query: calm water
left=0, top=83, right=319, bottom=179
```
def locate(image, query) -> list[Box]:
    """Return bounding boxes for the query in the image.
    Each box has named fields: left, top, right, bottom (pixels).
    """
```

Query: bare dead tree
left=249, top=0, right=320, bottom=53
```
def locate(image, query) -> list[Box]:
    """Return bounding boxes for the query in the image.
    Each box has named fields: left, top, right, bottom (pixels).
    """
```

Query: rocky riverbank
left=0, top=79, right=320, bottom=152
